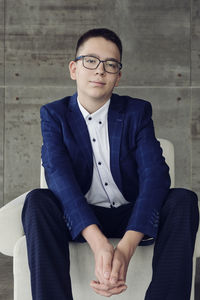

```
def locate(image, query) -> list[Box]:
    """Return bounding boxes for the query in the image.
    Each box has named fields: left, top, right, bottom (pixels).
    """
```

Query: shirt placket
left=92, top=118, right=117, bottom=207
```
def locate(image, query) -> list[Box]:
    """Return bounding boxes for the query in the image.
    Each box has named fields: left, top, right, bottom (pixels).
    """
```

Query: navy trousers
left=22, top=188, right=199, bottom=300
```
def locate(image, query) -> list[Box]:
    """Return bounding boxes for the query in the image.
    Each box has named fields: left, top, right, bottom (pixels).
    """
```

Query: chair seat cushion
left=13, top=236, right=154, bottom=300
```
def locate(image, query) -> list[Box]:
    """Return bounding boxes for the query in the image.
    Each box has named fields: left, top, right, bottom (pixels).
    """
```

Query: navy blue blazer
left=40, top=93, right=170, bottom=241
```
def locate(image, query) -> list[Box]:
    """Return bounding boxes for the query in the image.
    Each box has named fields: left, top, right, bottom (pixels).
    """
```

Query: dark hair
left=75, top=28, right=122, bottom=61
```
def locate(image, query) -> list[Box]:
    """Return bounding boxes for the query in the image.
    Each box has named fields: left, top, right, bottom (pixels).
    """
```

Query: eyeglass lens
left=83, top=56, right=121, bottom=73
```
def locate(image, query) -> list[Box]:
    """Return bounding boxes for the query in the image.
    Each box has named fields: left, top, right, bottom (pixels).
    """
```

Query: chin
left=90, top=91, right=111, bottom=100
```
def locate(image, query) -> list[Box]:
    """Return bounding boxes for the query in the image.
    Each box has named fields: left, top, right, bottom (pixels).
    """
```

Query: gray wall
left=0, top=0, right=200, bottom=206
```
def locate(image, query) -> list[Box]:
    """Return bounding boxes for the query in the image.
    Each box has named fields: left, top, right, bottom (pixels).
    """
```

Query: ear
left=114, top=71, right=122, bottom=87
left=69, top=61, right=77, bottom=80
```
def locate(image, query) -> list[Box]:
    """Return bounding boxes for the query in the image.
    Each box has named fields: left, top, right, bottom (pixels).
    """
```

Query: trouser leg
left=145, top=188, right=199, bottom=300
left=22, top=188, right=73, bottom=300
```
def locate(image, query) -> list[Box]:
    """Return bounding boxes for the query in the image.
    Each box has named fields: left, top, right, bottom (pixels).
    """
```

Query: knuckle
left=104, top=261, right=111, bottom=267
left=111, top=273, right=118, bottom=280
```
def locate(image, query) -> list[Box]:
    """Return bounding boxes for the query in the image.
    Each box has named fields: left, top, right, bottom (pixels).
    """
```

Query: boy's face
left=69, top=37, right=122, bottom=103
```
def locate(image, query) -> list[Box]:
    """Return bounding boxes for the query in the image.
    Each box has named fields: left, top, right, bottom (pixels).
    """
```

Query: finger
left=91, top=284, right=127, bottom=297
left=91, top=282, right=127, bottom=293
left=90, top=281, right=110, bottom=292
left=90, top=279, right=126, bottom=290
left=92, top=287, right=112, bottom=297
left=95, top=256, right=105, bottom=284
left=118, top=264, right=126, bottom=282
left=110, top=258, right=121, bottom=284
left=90, top=280, right=112, bottom=297
left=102, top=251, right=113, bottom=280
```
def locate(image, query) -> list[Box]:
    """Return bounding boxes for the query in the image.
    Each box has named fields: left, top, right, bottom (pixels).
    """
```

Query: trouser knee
left=23, top=188, right=61, bottom=211
left=22, top=188, right=63, bottom=228
left=165, top=188, right=198, bottom=209
left=162, top=188, right=199, bottom=230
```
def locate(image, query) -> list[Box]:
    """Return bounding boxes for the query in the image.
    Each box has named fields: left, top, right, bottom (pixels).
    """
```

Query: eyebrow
left=84, top=53, right=120, bottom=62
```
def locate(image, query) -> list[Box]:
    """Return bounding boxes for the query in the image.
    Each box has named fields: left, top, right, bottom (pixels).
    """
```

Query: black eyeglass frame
left=74, top=55, right=122, bottom=74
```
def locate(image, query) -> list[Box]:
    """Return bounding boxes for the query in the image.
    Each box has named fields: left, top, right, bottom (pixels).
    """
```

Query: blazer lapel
left=108, top=94, right=125, bottom=192
left=67, top=93, right=93, bottom=174
left=66, top=93, right=125, bottom=192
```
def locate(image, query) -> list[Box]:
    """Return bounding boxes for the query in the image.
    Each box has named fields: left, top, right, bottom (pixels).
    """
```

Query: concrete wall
left=1, top=0, right=200, bottom=206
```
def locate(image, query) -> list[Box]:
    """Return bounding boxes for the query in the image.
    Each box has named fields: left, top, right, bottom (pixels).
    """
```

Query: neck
left=78, top=96, right=110, bottom=114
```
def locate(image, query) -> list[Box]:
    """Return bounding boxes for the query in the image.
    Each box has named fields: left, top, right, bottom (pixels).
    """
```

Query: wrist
left=82, top=224, right=109, bottom=253
left=117, top=230, right=144, bottom=258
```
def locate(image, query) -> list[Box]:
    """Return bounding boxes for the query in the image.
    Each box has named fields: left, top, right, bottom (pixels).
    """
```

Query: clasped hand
left=90, top=242, right=130, bottom=297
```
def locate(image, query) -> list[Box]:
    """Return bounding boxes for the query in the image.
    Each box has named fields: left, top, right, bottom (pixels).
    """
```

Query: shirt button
left=112, top=202, right=115, bottom=206
left=99, top=121, right=102, bottom=124
left=98, top=162, right=101, bottom=165
left=88, top=117, right=92, bottom=120
left=92, top=138, right=96, bottom=142
left=105, top=182, right=108, bottom=186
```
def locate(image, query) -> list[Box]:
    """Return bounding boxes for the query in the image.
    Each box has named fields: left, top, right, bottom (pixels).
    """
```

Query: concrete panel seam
left=2, top=85, right=200, bottom=89
left=190, top=0, right=192, bottom=86
left=3, top=0, right=5, bottom=206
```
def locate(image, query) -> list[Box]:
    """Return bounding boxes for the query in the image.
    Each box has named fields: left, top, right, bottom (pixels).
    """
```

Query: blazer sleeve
left=40, top=105, right=100, bottom=240
left=126, top=102, right=171, bottom=239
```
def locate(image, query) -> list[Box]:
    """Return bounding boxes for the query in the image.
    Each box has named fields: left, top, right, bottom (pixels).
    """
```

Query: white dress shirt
left=77, top=98, right=129, bottom=208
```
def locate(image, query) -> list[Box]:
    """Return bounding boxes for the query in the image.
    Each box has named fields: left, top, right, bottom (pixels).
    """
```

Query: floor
left=0, top=253, right=199, bottom=300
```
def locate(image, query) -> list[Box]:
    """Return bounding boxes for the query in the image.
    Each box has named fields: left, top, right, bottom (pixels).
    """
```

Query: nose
left=95, top=61, right=105, bottom=75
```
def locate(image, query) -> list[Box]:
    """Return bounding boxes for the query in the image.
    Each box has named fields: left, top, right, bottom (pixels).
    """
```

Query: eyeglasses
left=75, top=55, right=122, bottom=74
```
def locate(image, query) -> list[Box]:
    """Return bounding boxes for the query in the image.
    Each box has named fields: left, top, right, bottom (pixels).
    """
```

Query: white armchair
left=0, top=139, right=199, bottom=300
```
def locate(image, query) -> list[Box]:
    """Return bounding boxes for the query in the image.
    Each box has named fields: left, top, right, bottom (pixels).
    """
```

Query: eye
left=85, top=57, right=97, bottom=64
left=106, top=61, right=118, bottom=69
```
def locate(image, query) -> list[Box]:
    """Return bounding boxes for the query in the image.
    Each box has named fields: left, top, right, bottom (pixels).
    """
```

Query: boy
left=22, top=28, right=199, bottom=299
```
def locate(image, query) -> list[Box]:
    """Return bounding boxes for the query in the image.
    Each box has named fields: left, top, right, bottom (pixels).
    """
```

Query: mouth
left=89, top=81, right=106, bottom=86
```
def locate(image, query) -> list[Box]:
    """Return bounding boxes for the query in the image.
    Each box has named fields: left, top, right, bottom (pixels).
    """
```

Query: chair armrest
left=0, top=191, right=29, bottom=256
left=194, top=201, right=200, bottom=258
left=194, top=227, right=200, bottom=258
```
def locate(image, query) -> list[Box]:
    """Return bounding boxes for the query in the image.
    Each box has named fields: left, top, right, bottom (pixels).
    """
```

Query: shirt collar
left=77, top=98, right=110, bottom=122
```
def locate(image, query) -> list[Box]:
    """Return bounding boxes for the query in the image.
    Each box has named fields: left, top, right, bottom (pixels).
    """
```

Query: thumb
left=103, top=253, right=113, bottom=280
